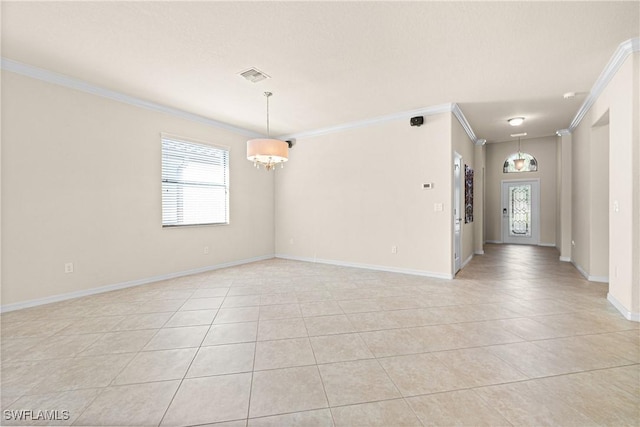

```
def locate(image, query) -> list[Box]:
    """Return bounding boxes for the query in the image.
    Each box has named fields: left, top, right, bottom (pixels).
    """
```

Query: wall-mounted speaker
left=410, top=116, right=424, bottom=127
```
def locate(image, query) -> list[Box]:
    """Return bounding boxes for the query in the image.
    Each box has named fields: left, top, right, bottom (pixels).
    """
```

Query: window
left=162, top=134, right=229, bottom=226
left=503, top=152, right=538, bottom=173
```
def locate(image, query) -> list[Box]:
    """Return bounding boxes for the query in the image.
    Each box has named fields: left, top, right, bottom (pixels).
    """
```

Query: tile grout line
left=156, top=283, right=231, bottom=426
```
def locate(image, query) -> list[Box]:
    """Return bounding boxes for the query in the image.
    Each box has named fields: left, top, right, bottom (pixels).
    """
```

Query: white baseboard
left=0, top=255, right=274, bottom=313
left=538, top=242, right=556, bottom=247
left=474, top=250, right=485, bottom=255
left=570, top=261, right=609, bottom=283
left=462, top=254, right=474, bottom=268
left=485, top=240, right=502, bottom=244
left=607, top=293, right=640, bottom=322
left=559, top=256, right=571, bottom=262
left=275, top=254, right=454, bottom=280
left=572, top=261, right=589, bottom=280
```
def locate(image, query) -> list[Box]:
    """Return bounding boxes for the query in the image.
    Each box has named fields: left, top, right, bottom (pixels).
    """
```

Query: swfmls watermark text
left=4, top=409, right=70, bottom=422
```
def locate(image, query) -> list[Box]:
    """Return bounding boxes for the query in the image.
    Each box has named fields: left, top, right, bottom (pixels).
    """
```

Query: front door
left=502, top=180, right=540, bottom=245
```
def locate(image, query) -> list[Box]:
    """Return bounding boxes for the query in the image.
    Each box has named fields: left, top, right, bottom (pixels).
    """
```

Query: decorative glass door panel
left=502, top=180, right=539, bottom=245
left=509, top=184, right=531, bottom=237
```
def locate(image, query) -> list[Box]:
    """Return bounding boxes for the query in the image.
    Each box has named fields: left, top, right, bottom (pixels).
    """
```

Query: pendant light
left=247, top=92, right=289, bottom=171
left=514, top=136, right=525, bottom=171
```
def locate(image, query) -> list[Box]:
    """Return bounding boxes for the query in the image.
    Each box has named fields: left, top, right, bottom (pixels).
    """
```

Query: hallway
left=1, top=245, right=638, bottom=426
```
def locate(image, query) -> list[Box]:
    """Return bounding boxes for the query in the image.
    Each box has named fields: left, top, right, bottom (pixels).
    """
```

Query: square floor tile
left=161, top=373, right=252, bottom=426
left=214, top=307, right=260, bottom=324
left=221, top=296, right=261, bottom=308
left=113, top=348, right=197, bottom=385
left=300, top=301, right=343, bottom=317
left=57, top=316, right=125, bottom=335
left=532, top=335, right=634, bottom=371
left=248, top=409, right=334, bottom=427
left=257, top=318, right=308, bottom=341
left=487, top=341, right=580, bottom=378
left=337, top=299, right=383, bottom=314
left=260, top=293, right=299, bottom=306
left=1, top=359, right=69, bottom=396
left=111, top=313, right=172, bottom=331
left=180, top=298, right=224, bottom=311
left=144, top=326, right=208, bottom=351
left=192, top=288, right=229, bottom=298
left=254, top=338, right=315, bottom=370
left=187, top=343, right=255, bottom=377
left=31, top=354, right=134, bottom=393
left=1, top=337, right=41, bottom=362
left=203, top=322, right=258, bottom=346
left=358, top=328, right=424, bottom=357
left=318, top=359, right=400, bottom=406
left=583, top=332, right=640, bottom=363
left=3, top=388, right=101, bottom=426
left=536, top=370, right=640, bottom=425
left=259, top=304, right=302, bottom=320
left=331, top=399, right=422, bottom=427
left=378, top=353, right=465, bottom=396
left=80, top=329, right=158, bottom=356
left=250, top=366, right=328, bottom=418
left=473, top=380, right=599, bottom=426
left=21, top=333, right=102, bottom=360
left=74, top=381, right=180, bottom=426
left=433, top=347, right=528, bottom=387
left=165, top=310, right=217, bottom=327
left=309, top=333, right=374, bottom=364
left=304, top=315, right=355, bottom=336
left=407, top=389, right=511, bottom=426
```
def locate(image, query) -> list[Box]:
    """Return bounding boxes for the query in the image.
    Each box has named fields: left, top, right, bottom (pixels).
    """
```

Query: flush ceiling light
left=508, top=117, right=525, bottom=126
left=247, top=92, right=290, bottom=171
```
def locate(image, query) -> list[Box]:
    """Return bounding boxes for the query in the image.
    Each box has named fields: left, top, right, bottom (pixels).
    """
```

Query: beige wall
left=557, top=134, right=572, bottom=260
left=590, top=122, right=610, bottom=279
left=275, top=113, right=458, bottom=278
left=572, top=53, right=639, bottom=316
left=1, top=71, right=275, bottom=307
left=474, top=144, right=486, bottom=255
left=485, top=136, right=558, bottom=245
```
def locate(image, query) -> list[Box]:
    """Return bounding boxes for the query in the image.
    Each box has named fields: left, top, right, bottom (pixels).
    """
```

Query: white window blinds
left=162, top=135, right=229, bottom=227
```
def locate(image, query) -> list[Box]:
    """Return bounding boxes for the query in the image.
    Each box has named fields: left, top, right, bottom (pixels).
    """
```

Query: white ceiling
left=2, top=1, right=638, bottom=143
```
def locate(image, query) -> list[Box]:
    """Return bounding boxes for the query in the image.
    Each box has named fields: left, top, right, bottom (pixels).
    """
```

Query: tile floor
left=1, top=244, right=638, bottom=426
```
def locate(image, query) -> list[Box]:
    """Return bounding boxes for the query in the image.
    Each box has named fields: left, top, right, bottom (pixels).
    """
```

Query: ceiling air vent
left=239, top=68, right=270, bottom=83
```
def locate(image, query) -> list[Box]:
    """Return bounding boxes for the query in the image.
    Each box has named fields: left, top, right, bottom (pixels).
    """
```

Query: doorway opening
left=454, top=153, right=462, bottom=273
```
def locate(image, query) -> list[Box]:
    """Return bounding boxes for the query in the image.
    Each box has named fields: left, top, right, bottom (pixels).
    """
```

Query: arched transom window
left=503, top=152, right=538, bottom=173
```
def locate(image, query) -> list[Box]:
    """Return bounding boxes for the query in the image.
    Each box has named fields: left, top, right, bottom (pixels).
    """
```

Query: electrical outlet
left=203, top=246, right=209, bottom=254
left=64, top=262, right=74, bottom=273
left=391, top=246, right=398, bottom=254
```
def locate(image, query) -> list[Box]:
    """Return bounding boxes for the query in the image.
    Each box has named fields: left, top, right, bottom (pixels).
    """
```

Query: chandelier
left=247, top=92, right=290, bottom=171
left=514, top=136, right=525, bottom=171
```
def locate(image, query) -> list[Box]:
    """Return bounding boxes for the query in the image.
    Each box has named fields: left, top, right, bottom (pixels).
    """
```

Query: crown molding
left=280, top=102, right=482, bottom=145
left=556, top=129, right=571, bottom=136
left=2, top=57, right=483, bottom=144
left=278, top=103, right=454, bottom=140
left=567, top=37, right=639, bottom=132
left=0, top=57, right=262, bottom=138
left=451, top=103, right=480, bottom=144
